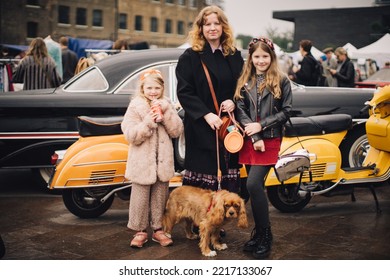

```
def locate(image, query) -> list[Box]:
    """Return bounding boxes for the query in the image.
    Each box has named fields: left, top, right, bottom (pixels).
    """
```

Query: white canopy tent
left=342, top=43, right=357, bottom=58
left=352, top=33, right=390, bottom=68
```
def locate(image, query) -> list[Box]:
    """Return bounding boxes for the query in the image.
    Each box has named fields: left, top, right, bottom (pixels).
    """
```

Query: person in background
left=12, top=37, right=61, bottom=90
left=289, top=39, right=318, bottom=86
left=112, top=39, right=128, bottom=51
left=366, top=58, right=378, bottom=77
left=44, top=35, right=63, bottom=79
left=121, top=69, right=183, bottom=248
left=176, top=5, right=244, bottom=195
left=321, top=47, right=338, bottom=87
left=329, top=47, right=355, bottom=87
left=59, top=36, right=78, bottom=84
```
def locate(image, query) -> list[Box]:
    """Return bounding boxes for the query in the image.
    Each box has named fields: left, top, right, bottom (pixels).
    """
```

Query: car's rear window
left=64, top=67, right=109, bottom=92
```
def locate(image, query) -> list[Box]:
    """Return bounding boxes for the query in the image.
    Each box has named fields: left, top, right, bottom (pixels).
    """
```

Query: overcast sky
left=224, top=0, right=374, bottom=37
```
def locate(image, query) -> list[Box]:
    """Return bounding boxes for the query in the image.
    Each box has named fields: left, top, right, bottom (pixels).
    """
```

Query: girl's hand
left=204, top=112, right=222, bottom=130
left=253, top=139, right=265, bottom=152
left=149, top=108, right=159, bottom=122
left=220, top=100, right=235, bottom=113
left=244, top=122, right=262, bottom=136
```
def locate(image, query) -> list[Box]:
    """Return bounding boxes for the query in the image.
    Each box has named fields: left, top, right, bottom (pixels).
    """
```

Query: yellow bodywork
left=265, top=131, right=346, bottom=186
left=49, top=134, right=183, bottom=189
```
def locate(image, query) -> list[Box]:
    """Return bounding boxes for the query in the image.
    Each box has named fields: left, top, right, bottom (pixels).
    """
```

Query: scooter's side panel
left=366, top=114, right=390, bottom=152
left=50, top=135, right=129, bottom=188
left=266, top=136, right=343, bottom=186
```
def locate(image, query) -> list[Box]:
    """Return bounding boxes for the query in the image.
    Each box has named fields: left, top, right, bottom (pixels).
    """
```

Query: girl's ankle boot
left=243, top=228, right=261, bottom=252
left=253, top=226, right=273, bottom=259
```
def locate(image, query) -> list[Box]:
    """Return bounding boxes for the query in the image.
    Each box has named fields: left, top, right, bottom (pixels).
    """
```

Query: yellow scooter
left=49, top=86, right=390, bottom=218
left=264, top=85, right=390, bottom=213
left=48, top=116, right=182, bottom=218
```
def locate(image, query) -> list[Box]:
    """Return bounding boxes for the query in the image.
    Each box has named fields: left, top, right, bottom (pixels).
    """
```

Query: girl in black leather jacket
left=234, top=37, right=292, bottom=259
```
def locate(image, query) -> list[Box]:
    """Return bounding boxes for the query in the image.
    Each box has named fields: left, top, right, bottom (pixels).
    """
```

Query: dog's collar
left=207, top=197, right=214, bottom=212
left=207, top=191, right=221, bottom=212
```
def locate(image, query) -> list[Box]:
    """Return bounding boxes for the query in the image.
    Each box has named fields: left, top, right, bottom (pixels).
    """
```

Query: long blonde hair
left=189, top=5, right=236, bottom=56
left=234, top=38, right=283, bottom=100
left=25, top=37, right=49, bottom=66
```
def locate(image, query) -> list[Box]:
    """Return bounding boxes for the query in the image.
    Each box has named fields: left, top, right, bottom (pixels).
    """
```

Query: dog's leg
left=184, top=218, right=198, bottom=240
left=198, top=222, right=216, bottom=257
left=162, top=210, right=176, bottom=238
left=211, top=228, right=227, bottom=251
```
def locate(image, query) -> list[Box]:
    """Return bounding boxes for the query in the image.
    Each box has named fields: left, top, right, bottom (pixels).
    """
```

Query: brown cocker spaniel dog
left=163, top=185, right=248, bottom=257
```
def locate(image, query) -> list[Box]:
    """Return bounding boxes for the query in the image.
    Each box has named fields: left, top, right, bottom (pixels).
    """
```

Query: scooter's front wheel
left=62, top=188, right=115, bottom=218
left=267, top=184, right=311, bottom=213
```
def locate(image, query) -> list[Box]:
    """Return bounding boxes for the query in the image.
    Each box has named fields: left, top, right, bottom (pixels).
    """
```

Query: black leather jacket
left=235, top=76, right=292, bottom=143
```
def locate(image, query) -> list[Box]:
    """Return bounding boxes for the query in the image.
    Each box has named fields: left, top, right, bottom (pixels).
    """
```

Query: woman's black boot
left=253, top=226, right=273, bottom=259
left=243, top=228, right=261, bottom=252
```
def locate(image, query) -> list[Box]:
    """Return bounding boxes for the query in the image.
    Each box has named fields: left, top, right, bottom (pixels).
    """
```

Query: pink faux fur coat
left=121, top=96, right=183, bottom=185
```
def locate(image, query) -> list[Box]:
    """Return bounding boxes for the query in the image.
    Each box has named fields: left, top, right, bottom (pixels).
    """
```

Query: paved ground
left=0, top=169, right=389, bottom=260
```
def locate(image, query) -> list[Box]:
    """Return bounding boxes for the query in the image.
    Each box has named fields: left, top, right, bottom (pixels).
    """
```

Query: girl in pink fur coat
left=121, top=69, right=183, bottom=248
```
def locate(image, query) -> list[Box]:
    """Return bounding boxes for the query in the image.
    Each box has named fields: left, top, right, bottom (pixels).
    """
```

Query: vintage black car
left=0, top=48, right=375, bottom=185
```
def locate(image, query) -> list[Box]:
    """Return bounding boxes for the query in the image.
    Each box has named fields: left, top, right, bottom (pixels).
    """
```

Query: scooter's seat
left=285, top=114, right=352, bottom=137
left=78, top=116, right=124, bottom=137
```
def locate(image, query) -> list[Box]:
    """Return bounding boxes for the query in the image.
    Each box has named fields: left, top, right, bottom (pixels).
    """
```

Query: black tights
left=246, top=165, right=272, bottom=230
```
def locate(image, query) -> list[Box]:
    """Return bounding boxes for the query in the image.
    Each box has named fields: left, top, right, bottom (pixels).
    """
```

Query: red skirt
left=239, top=137, right=281, bottom=165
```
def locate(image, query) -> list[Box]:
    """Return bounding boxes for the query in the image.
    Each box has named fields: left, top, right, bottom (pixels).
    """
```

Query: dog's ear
left=208, top=194, right=226, bottom=226
left=237, top=198, right=248, bottom=228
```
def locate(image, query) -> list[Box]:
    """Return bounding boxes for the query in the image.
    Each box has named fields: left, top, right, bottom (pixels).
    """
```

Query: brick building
left=0, top=0, right=218, bottom=48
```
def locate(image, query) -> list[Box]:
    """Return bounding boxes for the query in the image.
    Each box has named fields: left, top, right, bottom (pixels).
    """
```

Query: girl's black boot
left=243, top=228, right=261, bottom=252
left=252, top=226, right=273, bottom=259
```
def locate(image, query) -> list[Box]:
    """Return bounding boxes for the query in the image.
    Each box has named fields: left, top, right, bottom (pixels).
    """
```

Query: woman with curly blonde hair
left=234, top=37, right=292, bottom=259
left=189, top=5, right=236, bottom=57
left=176, top=5, right=244, bottom=209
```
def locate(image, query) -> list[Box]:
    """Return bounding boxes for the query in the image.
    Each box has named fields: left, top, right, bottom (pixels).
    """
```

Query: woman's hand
left=220, top=99, right=235, bottom=113
left=244, top=122, right=262, bottom=136
left=253, top=139, right=265, bottom=152
left=204, top=112, right=222, bottom=130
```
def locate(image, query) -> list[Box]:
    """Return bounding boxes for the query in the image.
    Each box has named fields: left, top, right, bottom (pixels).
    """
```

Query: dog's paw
left=215, top=243, right=228, bottom=251
left=203, top=250, right=217, bottom=257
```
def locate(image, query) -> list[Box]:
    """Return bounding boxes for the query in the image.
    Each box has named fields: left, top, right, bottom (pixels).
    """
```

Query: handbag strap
left=286, top=117, right=305, bottom=150
left=222, top=109, right=245, bottom=135
left=201, top=60, right=219, bottom=113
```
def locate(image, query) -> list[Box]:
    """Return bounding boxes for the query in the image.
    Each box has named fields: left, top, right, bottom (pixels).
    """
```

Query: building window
left=189, top=0, right=197, bottom=8
left=177, top=21, right=184, bottom=35
left=93, top=9, right=103, bottom=27
left=119, top=13, right=127, bottom=29
left=76, top=8, right=87, bottom=26
left=27, top=22, right=38, bottom=38
left=135, top=15, right=143, bottom=31
left=178, top=0, right=186, bottom=6
left=165, top=0, right=174, bottom=4
left=165, top=19, right=172, bottom=34
left=58, top=5, right=70, bottom=24
left=151, top=17, right=158, bottom=32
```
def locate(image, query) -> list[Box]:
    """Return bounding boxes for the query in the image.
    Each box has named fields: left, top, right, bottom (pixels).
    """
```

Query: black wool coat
left=176, top=45, right=244, bottom=175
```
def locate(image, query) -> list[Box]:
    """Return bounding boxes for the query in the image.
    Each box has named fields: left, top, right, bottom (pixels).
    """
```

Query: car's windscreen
left=64, top=67, right=108, bottom=92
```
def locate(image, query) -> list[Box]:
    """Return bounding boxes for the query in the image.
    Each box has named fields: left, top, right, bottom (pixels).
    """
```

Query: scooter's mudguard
left=50, top=134, right=129, bottom=189
left=266, top=134, right=343, bottom=186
